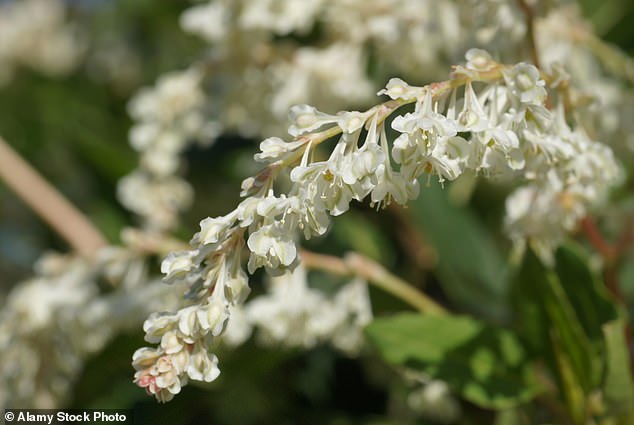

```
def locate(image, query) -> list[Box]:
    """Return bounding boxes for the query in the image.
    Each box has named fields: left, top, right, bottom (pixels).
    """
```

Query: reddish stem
left=580, top=217, right=615, bottom=263
left=517, top=0, right=542, bottom=70
left=580, top=216, right=634, bottom=375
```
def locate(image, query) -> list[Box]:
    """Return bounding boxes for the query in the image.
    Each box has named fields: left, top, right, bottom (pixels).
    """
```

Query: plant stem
left=387, top=204, right=437, bottom=271
left=580, top=217, right=615, bottom=262
left=300, top=249, right=447, bottom=315
left=580, top=215, right=634, bottom=375
left=580, top=216, right=624, bottom=298
left=0, top=136, right=108, bottom=258
left=517, top=0, right=541, bottom=69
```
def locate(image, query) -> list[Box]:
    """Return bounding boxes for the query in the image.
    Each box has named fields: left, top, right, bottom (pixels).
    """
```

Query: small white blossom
left=239, top=0, right=324, bottom=35
left=0, top=0, right=83, bottom=86
left=288, top=105, right=340, bottom=137
left=180, top=2, right=229, bottom=43
left=192, top=215, right=238, bottom=247
left=244, top=265, right=372, bottom=354
left=254, top=137, right=306, bottom=163
left=187, top=344, right=220, bottom=382
left=247, top=223, right=298, bottom=273
left=161, top=251, right=198, bottom=284
left=465, top=48, right=496, bottom=72
left=503, top=63, right=547, bottom=105
left=378, top=78, right=426, bottom=101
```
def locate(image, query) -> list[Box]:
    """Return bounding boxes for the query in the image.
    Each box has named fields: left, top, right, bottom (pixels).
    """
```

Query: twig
left=517, top=0, right=542, bottom=69
left=580, top=215, right=634, bottom=375
left=615, top=215, right=634, bottom=256
left=299, top=249, right=447, bottom=315
left=580, top=217, right=615, bottom=263
left=387, top=204, right=437, bottom=271
left=0, top=136, right=108, bottom=258
left=580, top=216, right=623, bottom=297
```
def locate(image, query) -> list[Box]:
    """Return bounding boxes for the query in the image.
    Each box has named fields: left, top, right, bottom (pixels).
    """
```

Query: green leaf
left=550, top=327, right=587, bottom=424
left=408, top=181, right=510, bottom=323
left=542, top=271, right=599, bottom=392
left=511, top=247, right=621, bottom=422
left=554, top=245, right=618, bottom=341
left=509, top=247, right=551, bottom=354
left=512, top=248, right=604, bottom=388
left=602, top=319, right=634, bottom=421
left=365, top=313, right=540, bottom=409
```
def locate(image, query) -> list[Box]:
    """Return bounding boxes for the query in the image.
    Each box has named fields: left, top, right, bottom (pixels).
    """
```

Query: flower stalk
left=299, top=249, right=447, bottom=315
left=0, top=136, right=107, bottom=258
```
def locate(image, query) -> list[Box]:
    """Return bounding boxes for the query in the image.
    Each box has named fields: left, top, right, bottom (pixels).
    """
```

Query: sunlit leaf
left=366, top=313, right=540, bottom=409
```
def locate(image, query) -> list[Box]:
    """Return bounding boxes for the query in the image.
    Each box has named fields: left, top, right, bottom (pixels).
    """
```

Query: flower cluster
left=122, top=0, right=633, bottom=236
left=0, top=0, right=83, bottom=86
left=121, top=0, right=634, bottom=232
left=132, top=227, right=248, bottom=402
left=169, top=0, right=539, bottom=139
left=0, top=0, right=629, bottom=411
left=0, top=234, right=182, bottom=409
left=118, top=68, right=220, bottom=231
left=504, top=105, right=620, bottom=261
left=404, top=371, right=461, bottom=424
left=535, top=5, right=634, bottom=155
left=134, top=50, right=620, bottom=401
left=240, top=265, right=372, bottom=355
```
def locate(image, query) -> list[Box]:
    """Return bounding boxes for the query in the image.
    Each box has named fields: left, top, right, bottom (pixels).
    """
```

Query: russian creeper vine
left=133, top=49, right=619, bottom=402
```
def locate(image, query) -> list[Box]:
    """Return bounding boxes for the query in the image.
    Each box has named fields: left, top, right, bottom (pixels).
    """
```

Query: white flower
left=243, top=266, right=372, bottom=353
left=288, top=104, right=339, bottom=137
left=271, top=43, right=374, bottom=117
left=254, top=137, right=306, bottom=163
left=247, top=223, right=298, bottom=273
left=236, top=197, right=263, bottom=227
left=129, top=123, right=160, bottom=151
left=428, top=136, right=471, bottom=182
left=186, top=344, right=220, bottom=382
left=378, top=78, right=425, bottom=101
left=407, top=380, right=461, bottom=423
left=503, top=63, right=546, bottom=105
left=160, top=331, right=184, bottom=355
left=117, top=171, right=193, bottom=231
left=372, top=163, right=419, bottom=206
left=180, top=2, right=229, bottom=43
left=221, top=305, right=252, bottom=347
left=0, top=0, right=83, bottom=85
left=456, top=82, right=489, bottom=132
left=133, top=349, right=187, bottom=403
left=192, top=214, right=237, bottom=246
left=195, top=298, right=229, bottom=337
left=143, top=312, right=178, bottom=344
left=129, top=68, right=205, bottom=124
left=176, top=306, right=199, bottom=340
left=391, top=91, right=457, bottom=138
left=465, top=48, right=496, bottom=72
left=239, top=0, right=324, bottom=35
left=288, top=191, right=330, bottom=238
left=337, top=111, right=369, bottom=134
left=161, top=251, right=198, bottom=284
left=255, top=195, right=292, bottom=218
